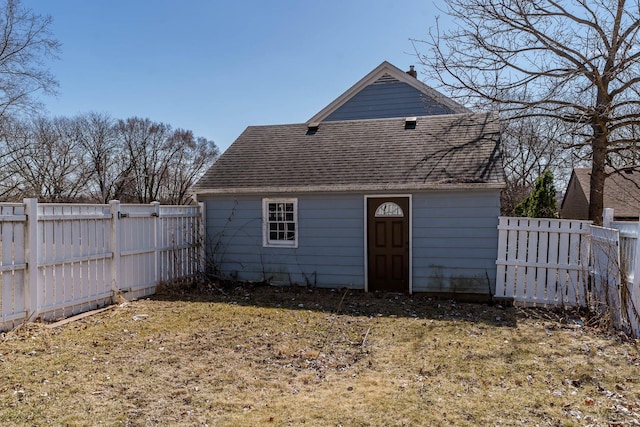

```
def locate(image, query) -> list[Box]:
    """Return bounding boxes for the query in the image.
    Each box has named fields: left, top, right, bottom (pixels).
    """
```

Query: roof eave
left=192, top=182, right=506, bottom=196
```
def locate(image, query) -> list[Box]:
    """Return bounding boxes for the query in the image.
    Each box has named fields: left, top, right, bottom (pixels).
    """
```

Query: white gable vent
left=373, top=73, right=400, bottom=84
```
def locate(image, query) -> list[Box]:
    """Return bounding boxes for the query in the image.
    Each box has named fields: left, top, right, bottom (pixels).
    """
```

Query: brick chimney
left=406, top=65, right=417, bottom=78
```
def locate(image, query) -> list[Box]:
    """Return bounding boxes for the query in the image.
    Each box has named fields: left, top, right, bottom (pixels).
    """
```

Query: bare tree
left=500, top=116, right=585, bottom=214
left=115, top=117, right=175, bottom=203
left=415, top=0, right=640, bottom=224
left=0, top=0, right=59, bottom=119
left=0, top=111, right=218, bottom=204
left=75, top=112, right=125, bottom=203
left=3, top=118, right=50, bottom=200
left=0, top=116, right=30, bottom=199
left=115, top=117, right=218, bottom=204
left=5, top=116, right=89, bottom=201
left=162, top=133, right=218, bottom=204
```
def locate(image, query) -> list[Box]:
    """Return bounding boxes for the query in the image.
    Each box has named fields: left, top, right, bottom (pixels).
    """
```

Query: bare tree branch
left=0, top=0, right=59, bottom=119
left=414, top=0, right=640, bottom=224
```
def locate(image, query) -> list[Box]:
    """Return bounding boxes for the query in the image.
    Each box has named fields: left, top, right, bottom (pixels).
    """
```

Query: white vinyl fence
left=0, top=199, right=204, bottom=331
left=494, top=217, right=592, bottom=306
left=496, top=210, right=640, bottom=337
left=607, top=220, right=640, bottom=336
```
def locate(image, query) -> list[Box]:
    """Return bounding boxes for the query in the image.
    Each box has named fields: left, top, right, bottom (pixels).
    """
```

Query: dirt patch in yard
left=1, top=283, right=639, bottom=426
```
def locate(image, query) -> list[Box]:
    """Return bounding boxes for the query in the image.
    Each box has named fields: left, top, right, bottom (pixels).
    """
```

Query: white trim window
left=263, top=198, right=298, bottom=248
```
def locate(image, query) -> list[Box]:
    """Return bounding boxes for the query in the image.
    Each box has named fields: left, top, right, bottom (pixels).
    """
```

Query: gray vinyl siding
left=411, top=190, right=500, bottom=296
left=324, top=81, right=457, bottom=121
left=202, top=194, right=365, bottom=289
left=201, top=189, right=500, bottom=295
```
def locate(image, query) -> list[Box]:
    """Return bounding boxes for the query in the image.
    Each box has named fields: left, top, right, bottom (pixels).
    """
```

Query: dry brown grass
left=1, top=283, right=639, bottom=426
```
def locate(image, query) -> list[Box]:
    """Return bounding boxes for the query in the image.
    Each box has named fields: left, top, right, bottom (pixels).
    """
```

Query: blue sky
left=24, top=1, right=445, bottom=152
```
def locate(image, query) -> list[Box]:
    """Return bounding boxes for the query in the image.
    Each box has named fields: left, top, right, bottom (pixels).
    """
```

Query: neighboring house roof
left=193, top=112, right=505, bottom=195
left=560, top=167, right=640, bottom=220
left=308, top=61, right=470, bottom=123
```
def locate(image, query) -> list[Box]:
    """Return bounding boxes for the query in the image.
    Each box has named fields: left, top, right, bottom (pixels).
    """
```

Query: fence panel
left=0, top=199, right=204, bottom=331
left=612, top=221, right=638, bottom=284
left=496, top=215, right=639, bottom=337
left=629, top=278, right=640, bottom=337
left=36, top=204, right=114, bottom=321
left=158, top=205, right=202, bottom=283
left=495, top=217, right=592, bottom=306
left=0, top=204, right=27, bottom=330
left=589, top=225, right=627, bottom=330
left=119, top=204, right=159, bottom=299
left=610, top=221, right=640, bottom=336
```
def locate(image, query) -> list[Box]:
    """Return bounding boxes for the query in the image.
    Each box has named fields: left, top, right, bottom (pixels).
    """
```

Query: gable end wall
left=324, top=81, right=456, bottom=121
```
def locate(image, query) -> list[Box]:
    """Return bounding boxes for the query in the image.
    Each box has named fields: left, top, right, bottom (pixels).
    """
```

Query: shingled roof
left=193, top=112, right=505, bottom=195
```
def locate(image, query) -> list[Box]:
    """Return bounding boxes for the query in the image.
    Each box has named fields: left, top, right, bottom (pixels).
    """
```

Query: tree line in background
left=0, top=0, right=217, bottom=205
left=8, top=0, right=640, bottom=216
left=0, top=113, right=218, bottom=204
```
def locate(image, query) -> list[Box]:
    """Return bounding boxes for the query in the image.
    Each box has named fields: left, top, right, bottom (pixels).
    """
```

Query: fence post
left=151, top=201, right=160, bottom=287
left=109, top=200, right=121, bottom=295
left=198, top=201, right=206, bottom=275
left=634, top=219, right=640, bottom=337
left=635, top=217, right=640, bottom=290
left=23, top=198, right=39, bottom=321
left=603, top=208, right=614, bottom=228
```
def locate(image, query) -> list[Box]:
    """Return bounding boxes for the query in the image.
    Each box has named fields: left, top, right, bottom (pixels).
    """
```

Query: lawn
left=1, top=283, right=639, bottom=426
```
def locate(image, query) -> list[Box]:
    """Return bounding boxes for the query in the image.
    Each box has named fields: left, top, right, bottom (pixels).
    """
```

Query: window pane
left=265, top=200, right=296, bottom=245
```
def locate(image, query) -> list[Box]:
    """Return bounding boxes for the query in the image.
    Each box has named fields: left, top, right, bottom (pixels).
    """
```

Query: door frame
left=364, top=194, right=412, bottom=294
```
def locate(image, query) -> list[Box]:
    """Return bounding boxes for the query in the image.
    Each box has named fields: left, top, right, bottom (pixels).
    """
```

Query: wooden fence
left=0, top=199, right=204, bottom=331
left=496, top=211, right=640, bottom=336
